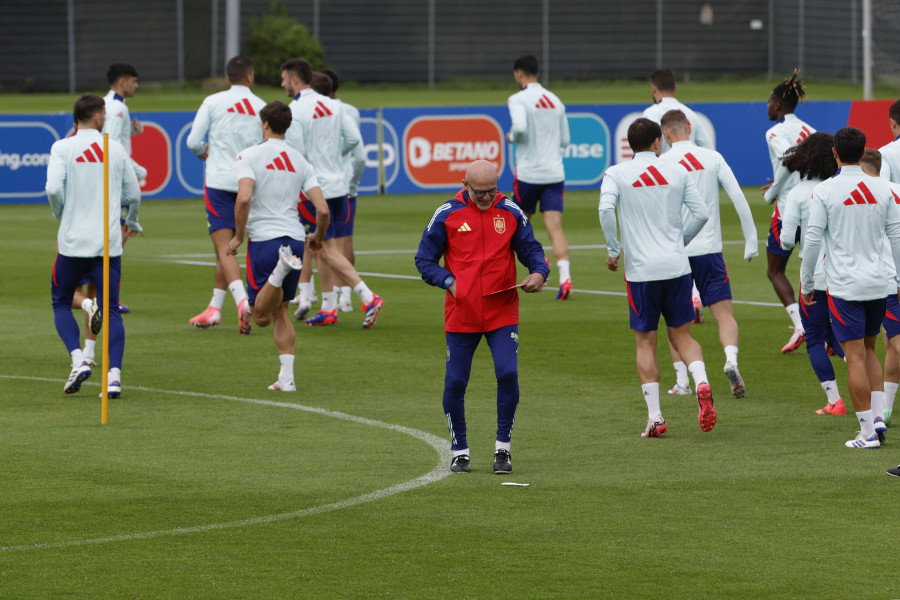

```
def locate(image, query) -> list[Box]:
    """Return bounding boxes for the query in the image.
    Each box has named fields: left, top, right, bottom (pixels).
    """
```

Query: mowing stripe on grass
left=0, top=376, right=452, bottom=553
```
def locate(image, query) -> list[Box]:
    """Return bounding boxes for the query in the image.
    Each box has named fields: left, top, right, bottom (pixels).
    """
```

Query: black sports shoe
left=887, top=464, right=900, bottom=477
left=493, top=449, right=512, bottom=474
left=450, top=455, right=470, bottom=473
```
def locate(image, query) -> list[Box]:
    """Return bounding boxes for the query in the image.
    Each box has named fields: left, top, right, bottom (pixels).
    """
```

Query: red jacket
left=415, top=189, right=549, bottom=333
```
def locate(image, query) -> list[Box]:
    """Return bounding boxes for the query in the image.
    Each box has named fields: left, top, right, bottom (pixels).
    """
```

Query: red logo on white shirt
left=313, top=101, right=333, bottom=119
left=265, top=151, right=296, bottom=173
left=75, top=142, right=104, bottom=163
left=795, top=126, right=812, bottom=144
left=678, top=153, right=705, bottom=172
left=227, top=98, right=257, bottom=116
left=631, top=166, right=669, bottom=187
left=842, top=182, right=878, bottom=205
left=534, top=94, right=556, bottom=109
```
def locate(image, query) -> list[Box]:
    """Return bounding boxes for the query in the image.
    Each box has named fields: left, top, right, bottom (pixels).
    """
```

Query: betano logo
left=403, top=115, right=504, bottom=188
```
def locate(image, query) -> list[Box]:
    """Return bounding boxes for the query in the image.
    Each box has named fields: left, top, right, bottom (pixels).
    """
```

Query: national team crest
left=493, top=216, right=506, bottom=234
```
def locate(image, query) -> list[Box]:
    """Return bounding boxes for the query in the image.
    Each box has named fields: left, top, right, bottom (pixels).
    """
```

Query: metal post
left=863, top=0, right=873, bottom=99
left=313, top=0, right=320, bottom=39
left=656, top=0, right=663, bottom=69
left=767, top=0, right=774, bottom=81
left=542, top=0, right=550, bottom=84
left=211, top=0, right=219, bottom=77
left=851, top=0, right=858, bottom=84
left=177, top=0, right=185, bottom=89
left=225, top=0, right=239, bottom=67
left=798, top=0, right=804, bottom=75
left=67, top=0, right=76, bottom=94
left=428, top=0, right=435, bottom=89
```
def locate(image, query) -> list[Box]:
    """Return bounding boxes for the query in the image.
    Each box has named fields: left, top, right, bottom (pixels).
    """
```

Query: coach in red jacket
left=416, top=159, right=549, bottom=475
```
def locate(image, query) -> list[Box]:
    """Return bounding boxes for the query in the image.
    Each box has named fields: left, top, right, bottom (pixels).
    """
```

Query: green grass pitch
left=3, top=186, right=900, bottom=599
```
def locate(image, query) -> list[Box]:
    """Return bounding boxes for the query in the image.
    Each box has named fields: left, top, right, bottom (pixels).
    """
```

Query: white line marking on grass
left=0, top=376, right=452, bottom=553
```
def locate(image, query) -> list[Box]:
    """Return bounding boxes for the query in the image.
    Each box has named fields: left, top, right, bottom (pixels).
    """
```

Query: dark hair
left=660, top=109, right=688, bottom=131
left=772, top=69, right=806, bottom=112
left=860, top=148, right=882, bottom=174
left=890, top=99, right=900, bottom=125
left=781, top=132, right=837, bottom=181
left=260, top=101, right=292, bottom=135
left=107, top=63, right=138, bottom=85
left=310, top=72, right=333, bottom=96
left=73, top=94, right=105, bottom=123
left=627, top=118, right=662, bottom=153
left=318, top=67, right=340, bottom=93
left=834, top=127, right=866, bottom=163
left=649, top=69, right=676, bottom=92
left=280, top=58, right=312, bottom=84
left=513, top=55, right=539, bottom=76
left=226, top=55, right=254, bottom=83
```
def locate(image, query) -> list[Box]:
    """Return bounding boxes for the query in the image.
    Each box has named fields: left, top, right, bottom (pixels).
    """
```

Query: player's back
left=102, top=91, right=132, bottom=154
left=508, top=83, right=567, bottom=184
left=879, top=138, right=900, bottom=183
left=643, top=98, right=711, bottom=153
left=201, top=86, right=266, bottom=191
left=291, top=90, right=353, bottom=198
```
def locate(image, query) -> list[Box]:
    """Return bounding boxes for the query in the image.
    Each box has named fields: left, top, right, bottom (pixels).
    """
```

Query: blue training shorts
left=297, top=196, right=349, bottom=240
left=828, top=295, right=886, bottom=342
left=205, top=186, right=237, bottom=233
left=626, top=273, right=694, bottom=332
left=245, top=236, right=305, bottom=305
left=513, top=180, right=564, bottom=214
left=766, top=215, right=799, bottom=258
left=689, top=252, right=732, bottom=306
left=884, top=294, right=900, bottom=339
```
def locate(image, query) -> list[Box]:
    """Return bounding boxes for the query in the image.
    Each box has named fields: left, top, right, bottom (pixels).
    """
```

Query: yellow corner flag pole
left=101, top=133, right=110, bottom=425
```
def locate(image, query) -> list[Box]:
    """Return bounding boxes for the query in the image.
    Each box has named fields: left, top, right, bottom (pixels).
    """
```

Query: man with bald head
left=416, top=160, right=550, bottom=474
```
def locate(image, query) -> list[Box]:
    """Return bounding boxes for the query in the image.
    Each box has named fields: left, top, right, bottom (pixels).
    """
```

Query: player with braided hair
left=778, top=132, right=845, bottom=414
left=763, top=70, right=816, bottom=354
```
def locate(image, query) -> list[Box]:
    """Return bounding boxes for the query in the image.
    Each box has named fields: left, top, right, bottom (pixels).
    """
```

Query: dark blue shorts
left=245, top=237, right=305, bottom=305
left=828, top=295, right=886, bottom=342
left=513, top=180, right=564, bottom=214
left=626, top=273, right=694, bottom=332
left=766, top=214, right=800, bottom=258
left=345, top=195, right=357, bottom=236
left=52, top=254, right=120, bottom=312
left=205, top=186, right=237, bottom=233
left=689, top=252, right=732, bottom=306
left=884, top=294, right=900, bottom=339
left=297, top=196, right=347, bottom=240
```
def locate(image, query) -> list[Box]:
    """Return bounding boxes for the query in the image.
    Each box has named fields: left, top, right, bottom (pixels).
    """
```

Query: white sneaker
left=87, top=299, right=102, bottom=335
left=845, top=432, right=881, bottom=449
left=338, top=295, right=353, bottom=312
left=64, top=361, right=92, bottom=395
left=99, top=380, right=122, bottom=399
left=293, top=300, right=312, bottom=321
left=666, top=383, right=692, bottom=396
left=278, top=245, right=302, bottom=271
left=267, top=379, right=296, bottom=392
left=724, top=361, right=746, bottom=399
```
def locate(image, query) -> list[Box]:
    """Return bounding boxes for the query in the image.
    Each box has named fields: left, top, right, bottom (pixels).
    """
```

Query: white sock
left=278, top=354, right=294, bottom=383
left=340, top=285, right=352, bottom=301
left=495, top=440, right=511, bottom=452
left=857, top=409, right=875, bottom=438
left=268, top=259, right=292, bottom=288
left=84, top=339, right=96, bottom=359
left=321, top=291, right=338, bottom=312
left=673, top=361, right=690, bottom=388
left=81, top=297, right=93, bottom=313
left=872, top=391, right=885, bottom=421
left=228, top=280, right=247, bottom=306
left=353, top=281, right=374, bottom=306
left=821, top=380, right=842, bottom=403
left=786, top=303, right=803, bottom=331
left=298, top=281, right=312, bottom=302
left=71, top=348, right=84, bottom=367
left=885, top=381, right=899, bottom=413
left=453, top=448, right=469, bottom=458
left=642, top=382, right=661, bottom=419
left=109, top=367, right=121, bottom=383
left=557, top=259, right=571, bottom=283
left=210, top=288, right=227, bottom=310
left=724, top=345, right=738, bottom=365
left=687, top=360, right=709, bottom=387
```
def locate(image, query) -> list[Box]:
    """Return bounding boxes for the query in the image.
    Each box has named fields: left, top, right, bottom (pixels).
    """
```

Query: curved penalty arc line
left=0, top=376, right=452, bottom=553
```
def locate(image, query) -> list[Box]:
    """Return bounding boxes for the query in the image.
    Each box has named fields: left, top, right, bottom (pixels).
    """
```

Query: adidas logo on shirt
left=795, top=125, right=813, bottom=144
left=75, top=142, right=104, bottom=163
left=678, top=153, right=705, bottom=172
left=534, top=94, right=557, bottom=109
left=457, top=222, right=472, bottom=232
left=265, top=151, right=296, bottom=173
left=842, top=182, right=878, bottom=205
left=313, top=100, right=333, bottom=119
left=227, top=99, right=257, bottom=116
left=631, top=166, right=669, bottom=188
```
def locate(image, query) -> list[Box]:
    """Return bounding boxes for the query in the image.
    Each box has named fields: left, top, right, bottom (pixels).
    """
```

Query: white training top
left=764, top=113, right=816, bottom=208
left=45, top=128, right=141, bottom=257
left=507, top=82, right=569, bottom=184
left=186, top=85, right=267, bottom=193
left=658, top=140, right=758, bottom=259
left=880, top=180, right=900, bottom=292
left=336, top=99, right=366, bottom=197
left=235, top=138, right=319, bottom=242
left=286, top=89, right=361, bottom=199
left=599, top=151, right=708, bottom=282
left=102, top=90, right=147, bottom=180
left=879, top=136, right=900, bottom=183
left=800, top=166, right=900, bottom=300
left=779, top=178, right=827, bottom=290
left=642, top=97, right=714, bottom=154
